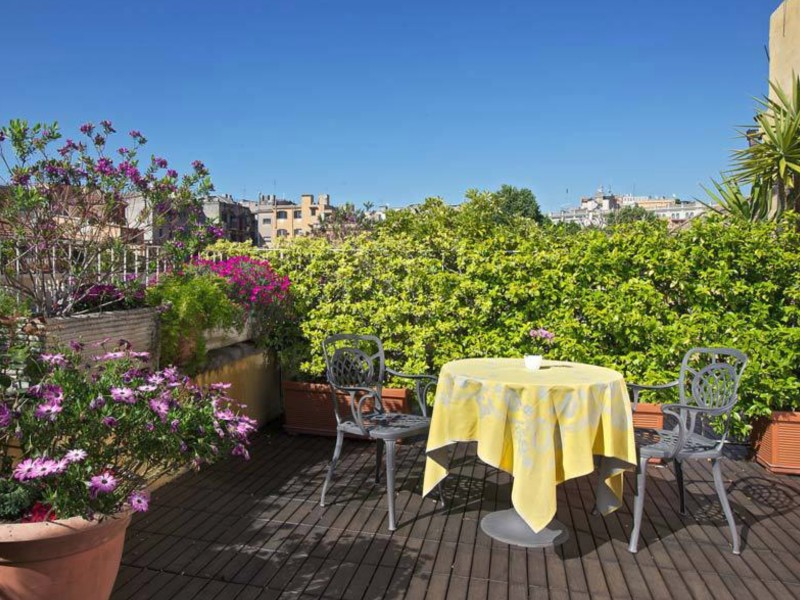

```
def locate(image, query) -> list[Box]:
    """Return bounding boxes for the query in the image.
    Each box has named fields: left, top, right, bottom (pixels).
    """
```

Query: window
left=310, top=207, right=317, bottom=217
left=276, top=229, right=288, bottom=237
left=277, top=210, right=288, bottom=219
left=293, top=210, right=302, bottom=219
left=293, top=228, right=303, bottom=236
left=262, top=217, right=271, bottom=224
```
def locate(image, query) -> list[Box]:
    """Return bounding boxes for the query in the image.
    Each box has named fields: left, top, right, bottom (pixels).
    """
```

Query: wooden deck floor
left=112, top=426, right=800, bottom=599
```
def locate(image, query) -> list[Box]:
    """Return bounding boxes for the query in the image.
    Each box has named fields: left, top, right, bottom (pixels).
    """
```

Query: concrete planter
left=0, top=512, right=131, bottom=600
left=282, top=381, right=410, bottom=436
left=203, top=319, right=254, bottom=352
left=195, top=345, right=283, bottom=427
left=753, top=411, right=800, bottom=475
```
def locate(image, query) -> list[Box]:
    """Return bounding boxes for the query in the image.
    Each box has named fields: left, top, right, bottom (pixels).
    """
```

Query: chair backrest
left=678, top=347, right=747, bottom=438
left=322, top=334, right=386, bottom=420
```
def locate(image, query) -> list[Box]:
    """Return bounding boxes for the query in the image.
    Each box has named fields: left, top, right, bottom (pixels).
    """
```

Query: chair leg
left=385, top=440, right=397, bottom=531
left=437, top=482, right=446, bottom=508
left=320, top=430, right=344, bottom=508
left=711, top=458, right=741, bottom=555
left=628, top=456, right=650, bottom=553
left=675, top=459, right=687, bottom=515
left=375, top=439, right=383, bottom=484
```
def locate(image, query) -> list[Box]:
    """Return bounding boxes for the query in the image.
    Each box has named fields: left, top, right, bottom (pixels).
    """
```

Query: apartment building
left=242, top=193, right=335, bottom=246
left=203, top=195, right=258, bottom=244
left=549, top=188, right=707, bottom=227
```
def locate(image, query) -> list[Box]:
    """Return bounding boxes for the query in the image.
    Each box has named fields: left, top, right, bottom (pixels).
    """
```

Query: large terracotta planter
left=282, top=381, right=410, bottom=436
left=0, top=512, right=131, bottom=600
left=753, top=411, right=800, bottom=475
left=632, top=402, right=663, bottom=430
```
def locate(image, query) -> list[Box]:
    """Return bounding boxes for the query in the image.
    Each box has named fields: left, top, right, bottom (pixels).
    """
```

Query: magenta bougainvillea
left=195, top=256, right=290, bottom=311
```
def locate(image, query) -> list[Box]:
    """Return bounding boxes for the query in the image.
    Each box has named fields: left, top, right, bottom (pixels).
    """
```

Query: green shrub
left=146, top=271, right=243, bottom=373
left=268, top=194, right=800, bottom=437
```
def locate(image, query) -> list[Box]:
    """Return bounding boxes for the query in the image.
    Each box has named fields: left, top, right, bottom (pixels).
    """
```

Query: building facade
left=203, top=195, right=258, bottom=244
left=549, top=188, right=707, bottom=228
left=770, top=0, right=800, bottom=99
left=241, top=193, right=335, bottom=246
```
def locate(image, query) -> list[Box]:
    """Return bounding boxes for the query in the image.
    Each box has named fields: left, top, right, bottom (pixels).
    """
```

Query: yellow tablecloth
left=422, top=358, right=636, bottom=533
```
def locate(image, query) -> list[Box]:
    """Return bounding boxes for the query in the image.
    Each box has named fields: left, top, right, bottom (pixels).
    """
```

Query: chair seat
left=338, top=413, right=431, bottom=440
left=636, top=428, right=722, bottom=460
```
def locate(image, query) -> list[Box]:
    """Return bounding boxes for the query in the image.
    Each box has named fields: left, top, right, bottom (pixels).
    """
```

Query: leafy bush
left=146, top=272, right=243, bottom=372
left=267, top=194, right=800, bottom=436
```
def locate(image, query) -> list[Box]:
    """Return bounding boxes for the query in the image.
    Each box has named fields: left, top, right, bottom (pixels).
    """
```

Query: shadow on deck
left=111, top=425, right=800, bottom=599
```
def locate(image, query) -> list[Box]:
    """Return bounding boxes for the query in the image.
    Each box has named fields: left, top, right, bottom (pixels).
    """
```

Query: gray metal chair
left=628, top=347, right=748, bottom=555
left=320, top=334, right=437, bottom=531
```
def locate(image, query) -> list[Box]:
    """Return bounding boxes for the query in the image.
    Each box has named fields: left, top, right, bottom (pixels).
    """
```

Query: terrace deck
left=111, top=426, right=800, bottom=599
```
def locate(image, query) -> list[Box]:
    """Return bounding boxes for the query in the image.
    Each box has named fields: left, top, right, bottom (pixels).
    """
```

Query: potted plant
left=0, top=341, right=256, bottom=600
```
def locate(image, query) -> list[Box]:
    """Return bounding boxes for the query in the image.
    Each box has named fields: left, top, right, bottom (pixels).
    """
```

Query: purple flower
left=69, top=340, right=84, bottom=352
left=149, top=399, right=169, bottom=421
left=167, top=169, right=178, bottom=179
left=94, top=351, right=126, bottom=361
left=95, top=157, right=114, bottom=176
left=93, top=134, right=106, bottom=147
left=89, top=395, right=106, bottom=410
left=529, top=328, right=555, bottom=342
left=65, top=449, right=88, bottom=463
left=89, top=471, right=117, bottom=497
left=14, top=458, right=39, bottom=481
left=129, top=490, right=150, bottom=512
left=111, top=387, right=136, bottom=404
left=153, top=156, right=168, bottom=169
left=58, top=139, right=78, bottom=156
left=145, top=422, right=155, bottom=432
left=11, top=171, right=31, bottom=186
left=0, top=130, right=5, bottom=142
left=100, top=119, right=115, bottom=133
left=129, top=351, right=150, bottom=360
left=34, top=459, right=59, bottom=477
left=35, top=400, right=63, bottom=421
left=118, top=147, right=129, bottom=156
left=162, top=367, right=180, bottom=382
left=80, top=122, right=95, bottom=135
left=40, top=353, right=68, bottom=368
left=179, top=441, right=188, bottom=453
left=0, top=404, right=12, bottom=428
left=138, top=384, right=158, bottom=393
left=146, top=374, right=165, bottom=385
left=231, top=444, right=250, bottom=460
left=53, top=458, right=70, bottom=473
left=102, top=416, right=118, bottom=428
left=129, top=130, right=141, bottom=138
left=170, top=419, right=180, bottom=432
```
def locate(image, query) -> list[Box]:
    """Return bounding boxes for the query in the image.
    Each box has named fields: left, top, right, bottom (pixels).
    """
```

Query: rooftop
left=111, top=426, right=800, bottom=599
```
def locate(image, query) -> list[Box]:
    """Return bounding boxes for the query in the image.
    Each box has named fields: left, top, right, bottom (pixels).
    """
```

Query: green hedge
left=261, top=195, right=800, bottom=434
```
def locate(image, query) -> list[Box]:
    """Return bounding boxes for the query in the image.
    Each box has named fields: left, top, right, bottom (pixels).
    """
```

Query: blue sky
left=3, top=1, right=778, bottom=211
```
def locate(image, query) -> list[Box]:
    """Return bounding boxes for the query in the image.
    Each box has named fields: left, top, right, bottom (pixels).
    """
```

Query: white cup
left=524, top=355, right=543, bottom=370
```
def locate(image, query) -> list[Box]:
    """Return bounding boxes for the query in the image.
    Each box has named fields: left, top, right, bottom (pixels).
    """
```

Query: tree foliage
left=492, top=184, right=544, bottom=223
left=605, top=206, right=658, bottom=227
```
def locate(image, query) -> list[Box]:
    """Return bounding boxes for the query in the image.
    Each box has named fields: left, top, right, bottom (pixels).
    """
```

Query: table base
left=480, top=509, right=569, bottom=548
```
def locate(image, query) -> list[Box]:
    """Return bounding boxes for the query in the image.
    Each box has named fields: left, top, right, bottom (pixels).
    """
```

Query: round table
left=422, top=358, right=636, bottom=548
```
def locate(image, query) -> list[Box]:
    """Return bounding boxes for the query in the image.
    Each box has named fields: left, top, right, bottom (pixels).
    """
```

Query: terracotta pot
left=632, top=402, right=663, bottom=430
left=0, top=512, right=131, bottom=600
left=282, top=381, right=410, bottom=436
left=753, top=411, right=800, bottom=475
left=632, top=403, right=663, bottom=464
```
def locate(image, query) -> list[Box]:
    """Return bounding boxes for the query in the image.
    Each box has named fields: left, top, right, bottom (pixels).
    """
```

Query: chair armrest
left=386, top=368, right=438, bottom=417
left=629, top=380, right=679, bottom=411
left=662, top=403, right=729, bottom=418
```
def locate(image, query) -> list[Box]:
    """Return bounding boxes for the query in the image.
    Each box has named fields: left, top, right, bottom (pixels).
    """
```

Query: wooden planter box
left=753, top=411, right=800, bottom=475
left=632, top=402, right=664, bottom=430
left=282, top=381, right=410, bottom=437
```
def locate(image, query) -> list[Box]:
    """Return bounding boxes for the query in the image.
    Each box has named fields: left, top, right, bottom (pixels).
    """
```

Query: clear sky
left=3, top=0, right=779, bottom=212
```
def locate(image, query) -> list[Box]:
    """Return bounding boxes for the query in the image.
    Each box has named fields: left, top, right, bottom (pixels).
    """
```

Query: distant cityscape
left=548, top=187, right=708, bottom=228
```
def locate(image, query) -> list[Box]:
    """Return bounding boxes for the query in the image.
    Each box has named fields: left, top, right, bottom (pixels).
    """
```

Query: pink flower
left=14, top=458, right=39, bottom=481
left=65, top=449, right=88, bottom=463
left=111, top=387, right=136, bottom=404
left=34, top=400, right=63, bottom=421
left=129, top=490, right=150, bottom=512
left=89, top=471, right=118, bottom=497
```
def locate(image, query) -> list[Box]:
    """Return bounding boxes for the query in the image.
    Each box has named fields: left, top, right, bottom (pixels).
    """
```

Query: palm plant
left=703, top=76, right=800, bottom=221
